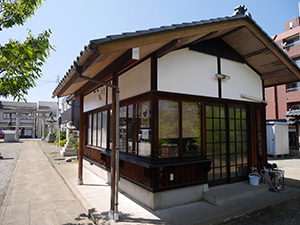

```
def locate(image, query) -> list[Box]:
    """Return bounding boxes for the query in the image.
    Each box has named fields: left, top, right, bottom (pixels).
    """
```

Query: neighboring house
left=0, top=101, right=37, bottom=138
left=36, top=101, right=59, bottom=139
left=60, top=96, right=80, bottom=131
left=0, top=100, right=58, bottom=139
left=265, top=15, right=300, bottom=150
left=52, top=6, right=300, bottom=210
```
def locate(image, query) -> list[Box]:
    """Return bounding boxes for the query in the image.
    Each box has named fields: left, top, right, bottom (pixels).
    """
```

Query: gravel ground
left=0, top=141, right=23, bottom=206
left=217, top=156, right=300, bottom=225
left=37, top=140, right=78, bottom=165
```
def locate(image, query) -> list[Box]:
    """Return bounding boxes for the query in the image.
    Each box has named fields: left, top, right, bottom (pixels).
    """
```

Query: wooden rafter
left=261, top=68, right=290, bottom=80
left=155, top=39, right=184, bottom=58
left=242, top=48, right=268, bottom=59
left=189, top=31, right=218, bottom=46
left=74, top=49, right=138, bottom=97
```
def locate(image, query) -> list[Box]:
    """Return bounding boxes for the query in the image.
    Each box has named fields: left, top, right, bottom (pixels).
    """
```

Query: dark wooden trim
left=201, top=101, right=206, bottom=157
left=242, top=48, right=268, bottom=59
left=217, top=57, right=222, bottom=98
left=155, top=39, right=184, bottom=58
left=151, top=90, right=262, bottom=106
left=189, top=31, right=218, bottom=45
left=78, top=94, right=84, bottom=181
left=178, top=100, right=183, bottom=158
left=274, top=86, right=279, bottom=119
left=151, top=55, right=158, bottom=91
left=151, top=96, right=159, bottom=162
left=261, top=69, right=290, bottom=80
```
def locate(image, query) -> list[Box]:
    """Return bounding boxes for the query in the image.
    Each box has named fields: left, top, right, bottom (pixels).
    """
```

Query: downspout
left=74, top=62, right=120, bottom=221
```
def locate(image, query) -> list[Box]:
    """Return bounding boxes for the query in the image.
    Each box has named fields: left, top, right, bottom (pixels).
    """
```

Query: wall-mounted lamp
left=215, top=73, right=231, bottom=80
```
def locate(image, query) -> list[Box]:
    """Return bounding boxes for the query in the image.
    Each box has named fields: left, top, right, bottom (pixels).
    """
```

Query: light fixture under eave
left=215, top=73, right=231, bottom=80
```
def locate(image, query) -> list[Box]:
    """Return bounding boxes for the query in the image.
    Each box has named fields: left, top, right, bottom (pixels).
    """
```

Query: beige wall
left=119, top=58, right=151, bottom=101
left=158, top=49, right=219, bottom=98
left=221, top=58, right=263, bottom=101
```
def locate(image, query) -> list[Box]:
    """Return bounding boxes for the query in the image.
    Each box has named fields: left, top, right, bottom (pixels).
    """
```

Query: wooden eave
left=53, top=16, right=300, bottom=99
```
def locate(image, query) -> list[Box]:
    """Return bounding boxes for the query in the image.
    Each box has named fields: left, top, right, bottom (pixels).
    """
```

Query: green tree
left=0, top=0, right=54, bottom=101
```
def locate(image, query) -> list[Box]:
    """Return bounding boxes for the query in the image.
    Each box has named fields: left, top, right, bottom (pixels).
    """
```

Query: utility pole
left=56, top=75, right=60, bottom=147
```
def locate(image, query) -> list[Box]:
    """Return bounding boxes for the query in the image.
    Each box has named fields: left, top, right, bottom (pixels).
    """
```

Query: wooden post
left=110, top=77, right=116, bottom=218
left=78, top=95, right=84, bottom=185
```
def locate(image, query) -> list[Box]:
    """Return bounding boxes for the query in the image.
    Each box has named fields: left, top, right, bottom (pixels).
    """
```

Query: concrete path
left=55, top=162, right=300, bottom=225
left=0, top=141, right=92, bottom=225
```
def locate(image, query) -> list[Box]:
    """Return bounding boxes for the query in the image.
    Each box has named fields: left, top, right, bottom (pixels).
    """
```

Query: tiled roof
left=285, top=109, right=300, bottom=117
left=0, top=101, right=37, bottom=111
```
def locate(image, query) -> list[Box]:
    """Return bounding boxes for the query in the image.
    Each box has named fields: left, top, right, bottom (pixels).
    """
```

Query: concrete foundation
left=83, top=159, right=208, bottom=210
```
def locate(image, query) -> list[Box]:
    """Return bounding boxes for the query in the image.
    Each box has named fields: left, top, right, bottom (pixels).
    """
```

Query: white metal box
left=266, top=122, right=289, bottom=156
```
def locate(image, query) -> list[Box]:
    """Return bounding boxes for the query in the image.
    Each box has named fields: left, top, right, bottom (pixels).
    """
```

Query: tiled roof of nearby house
left=0, top=101, right=37, bottom=111
left=285, top=109, right=300, bottom=117
left=52, top=6, right=300, bottom=99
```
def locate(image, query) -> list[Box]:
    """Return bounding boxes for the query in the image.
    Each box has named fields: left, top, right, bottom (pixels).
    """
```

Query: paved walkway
left=1, top=140, right=300, bottom=225
left=0, top=141, right=92, bottom=225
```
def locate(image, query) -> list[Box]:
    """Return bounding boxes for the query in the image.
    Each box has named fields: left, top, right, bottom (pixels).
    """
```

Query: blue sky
left=0, top=0, right=299, bottom=103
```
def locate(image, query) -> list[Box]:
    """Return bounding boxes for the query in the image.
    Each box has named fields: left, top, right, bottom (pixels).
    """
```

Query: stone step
left=203, top=181, right=269, bottom=205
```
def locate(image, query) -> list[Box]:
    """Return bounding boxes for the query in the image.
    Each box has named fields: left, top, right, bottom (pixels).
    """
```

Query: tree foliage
left=0, top=0, right=54, bottom=101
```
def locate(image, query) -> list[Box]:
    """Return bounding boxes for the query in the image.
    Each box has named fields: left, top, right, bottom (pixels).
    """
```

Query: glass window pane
left=206, top=118, right=213, bottom=130
left=242, top=120, right=247, bottom=130
left=128, top=105, right=137, bottom=155
left=97, top=113, right=101, bottom=147
left=207, top=144, right=213, bottom=156
left=138, top=101, right=151, bottom=157
left=206, top=106, right=213, bottom=117
left=236, top=108, right=241, bottom=118
left=206, top=131, right=213, bottom=143
left=230, top=131, right=235, bottom=142
left=213, top=106, right=219, bottom=117
left=182, top=102, right=201, bottom=157
left=88, top=114, right=92, bottom=145
left=229, top=107, right=234, bottom=118
left=241, top=108, right=246, bottom=119
left=220, top=107, right=225, bottom=118
left=214, top=119, right=220, bottom=129
left=214, top=131, right=220, bottom=142
left=93, top=114, right=97, bottom=146
left=159, top=100, right=179, bottom=158
left=221, top=119, right=226, bottom=130
left=102, top=111, right=107, bottom=148
left=229, top=119, right=235, bottom=130
left=119, top=106, right=127, bottom=152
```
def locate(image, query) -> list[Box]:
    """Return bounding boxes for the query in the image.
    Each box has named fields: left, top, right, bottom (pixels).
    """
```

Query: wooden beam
left=261, top=68, right=290, bottom=80
left=155, top=39, right=184, bottom=58
left=219, top=26, right=246, bottom=38
left=242, top=48, right=268, bottom=59
left=244, top=22, right=300, bottom=80
left=74, top=49, right=138, bottom=97
left=189, top=31, right=218, bottom=46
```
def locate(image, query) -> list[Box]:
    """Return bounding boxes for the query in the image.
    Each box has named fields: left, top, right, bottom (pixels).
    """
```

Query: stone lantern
left=45, top=115, right=56, bottom=143
left=60, top=121, right=78, bottom=157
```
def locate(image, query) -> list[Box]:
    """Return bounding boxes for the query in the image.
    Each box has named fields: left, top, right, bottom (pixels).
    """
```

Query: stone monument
left=60, top=121, right=78, bottom=157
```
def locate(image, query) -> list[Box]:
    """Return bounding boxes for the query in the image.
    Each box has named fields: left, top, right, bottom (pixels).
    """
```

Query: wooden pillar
left=110, top=74, right=117, bottom=216
left=77, top=95, right=84, bottom=185
left=296, top=118, right=299, bottom=151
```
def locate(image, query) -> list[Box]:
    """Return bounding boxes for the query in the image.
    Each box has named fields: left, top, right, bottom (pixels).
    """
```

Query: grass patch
left=50, top=152, right=59, bottom=154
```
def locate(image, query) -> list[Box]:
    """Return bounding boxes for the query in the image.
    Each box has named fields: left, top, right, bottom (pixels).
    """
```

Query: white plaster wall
left=119, top=59, right=151, bottom=101
left=221, top=58, right=263, bottom=101
left=83, top=86, right=107, bottom=113
left=158, top=49, right=218, bottom=98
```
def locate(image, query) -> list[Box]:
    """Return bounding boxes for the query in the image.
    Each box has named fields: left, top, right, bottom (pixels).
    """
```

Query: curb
left=53, top=164, right=104, bottom=225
